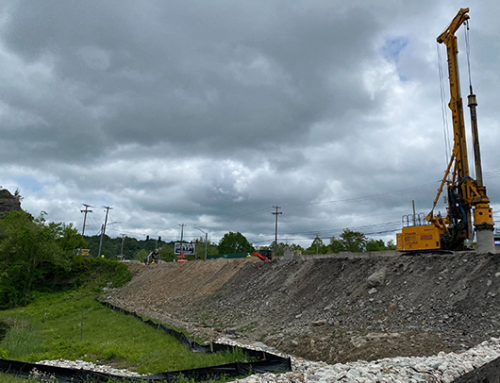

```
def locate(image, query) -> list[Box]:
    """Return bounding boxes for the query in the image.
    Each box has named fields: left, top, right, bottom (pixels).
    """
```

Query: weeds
left=0, top=316, right=45, bottom=359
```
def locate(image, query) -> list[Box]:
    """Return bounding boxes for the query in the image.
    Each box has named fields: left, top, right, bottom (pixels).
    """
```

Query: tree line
left=216, top=229, right=396, bottom=256
left=86, top=228, right=396, bottom=262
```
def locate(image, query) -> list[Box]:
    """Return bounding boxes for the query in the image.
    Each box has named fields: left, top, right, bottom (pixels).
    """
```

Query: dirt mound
left=110, top=258, right=259, bottom=314
left=105, top=252, right=500, bottom=365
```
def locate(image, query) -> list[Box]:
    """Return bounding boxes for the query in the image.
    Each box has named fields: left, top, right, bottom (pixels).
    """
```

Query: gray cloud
left=1, top=0, right=500, bottom=248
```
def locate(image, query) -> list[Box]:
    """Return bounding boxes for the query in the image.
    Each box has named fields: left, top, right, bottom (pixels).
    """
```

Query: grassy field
left=0, top=288, right=249, bottom=382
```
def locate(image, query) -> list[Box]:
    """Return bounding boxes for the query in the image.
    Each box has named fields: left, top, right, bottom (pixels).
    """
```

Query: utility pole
left=179, top=224, right=185, bottom=255
left=98, top=206, right=112, bottom=258
left=80, top=204, right=93, bottom=236
left=272, top=206, right=282, bottom=259
left=120, top=234, right=125, bottom=257
left=195, top=227, right=209, bottom=260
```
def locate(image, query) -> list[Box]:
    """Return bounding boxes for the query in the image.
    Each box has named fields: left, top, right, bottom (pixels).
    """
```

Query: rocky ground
left=105, top=252, right=500, bottom=369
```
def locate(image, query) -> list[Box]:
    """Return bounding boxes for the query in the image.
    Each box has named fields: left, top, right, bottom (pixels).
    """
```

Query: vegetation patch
left=0, top=288, right=252, bottom=376
left=0, top=210, right=131, bottom=310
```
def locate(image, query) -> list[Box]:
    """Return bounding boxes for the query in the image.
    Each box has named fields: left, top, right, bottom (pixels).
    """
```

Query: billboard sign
left=175, top=242, right=195, bottom=255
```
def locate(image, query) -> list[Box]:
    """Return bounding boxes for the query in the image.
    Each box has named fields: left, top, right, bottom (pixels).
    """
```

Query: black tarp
left=450, top=356, right=500, bottom=383
left=0, top=357, right=292, bottom=383
left=0, top=301, right=291, bottom=382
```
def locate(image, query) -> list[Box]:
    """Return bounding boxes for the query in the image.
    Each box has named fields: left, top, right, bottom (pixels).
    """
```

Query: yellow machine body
left=397, top=225, right=441, bottom=251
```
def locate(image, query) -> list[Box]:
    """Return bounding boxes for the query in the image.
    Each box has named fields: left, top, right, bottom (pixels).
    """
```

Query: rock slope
left=0, top=189, right=21, bottom=216
left=106, top=252, right=500, bottom=365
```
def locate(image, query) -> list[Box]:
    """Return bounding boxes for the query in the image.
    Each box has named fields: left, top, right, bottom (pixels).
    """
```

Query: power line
left=218, top=207, right=270, bottom=222
left=212, top=180, right=443, bottom=225
left=285, top=181, right=440, bottom=208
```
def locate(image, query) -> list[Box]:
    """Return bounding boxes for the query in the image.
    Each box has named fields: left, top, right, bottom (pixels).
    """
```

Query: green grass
left=0, top=315, right=45, bottom=359
left=0, top=373, right=28, bottom=383
left=0, top=288, right=251, bottom=377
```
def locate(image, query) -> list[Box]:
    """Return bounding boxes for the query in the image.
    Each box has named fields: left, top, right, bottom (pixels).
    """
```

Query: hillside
left=104, top=252, right=500, bottom=364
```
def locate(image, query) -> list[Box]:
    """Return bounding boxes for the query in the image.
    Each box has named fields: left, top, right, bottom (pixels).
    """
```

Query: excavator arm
left=252, top=251, right=269, bottom=262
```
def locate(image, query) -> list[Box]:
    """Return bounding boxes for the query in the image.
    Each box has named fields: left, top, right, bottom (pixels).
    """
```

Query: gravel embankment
left=37, top=337, right=500, bottom=382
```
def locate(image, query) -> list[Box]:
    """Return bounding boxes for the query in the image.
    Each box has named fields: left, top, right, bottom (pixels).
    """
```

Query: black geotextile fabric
left=450, top=356, right=500, bottom=383
left=0, top=301, right=291, bottom=383
left=0, top=358, right=292, bottom=383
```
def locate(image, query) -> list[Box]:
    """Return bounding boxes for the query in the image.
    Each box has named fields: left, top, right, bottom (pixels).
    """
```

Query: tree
left=193, top=236, right=218, bottom=259
left=386, top=239, right=397, bottom=250
left=304, top=237, right=329, bottom=255
left=218, top=232, right=254, bottom=254
left=0, top=210, right=69, bottom=308
left=268, top=241, right=284, bottom=256
left=366, top=239, right=386, bottom=252
left=290, top=243, right=305, bottom=253
left=13, top=188, right=23, bottom=203
left=329, top=236, right=345, bottom=253
left=159, top=244, right=176, bottom=262
left=56, top=223, right=87, bottom=252
left=366, top=238, right=397, bottom=251
left=327, top=229, right=369, bottom=253
left=134, top=249, right=149, bottom=262
left=339, top=229, right=367, bottom=252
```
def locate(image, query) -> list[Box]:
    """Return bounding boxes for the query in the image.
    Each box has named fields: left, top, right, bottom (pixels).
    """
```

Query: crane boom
left=437, top=8, right=470, bottom=185
left=397, top=8, right=494, bottom=253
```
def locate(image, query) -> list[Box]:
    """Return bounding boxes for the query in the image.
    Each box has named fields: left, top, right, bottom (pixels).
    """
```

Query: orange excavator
left=252, top=251, right=270, bottom=262
left=176, top=252, right=187, bottom=263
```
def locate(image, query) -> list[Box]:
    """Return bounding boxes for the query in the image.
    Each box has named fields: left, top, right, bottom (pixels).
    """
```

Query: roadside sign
left=175, top=242, right=195, bottom=255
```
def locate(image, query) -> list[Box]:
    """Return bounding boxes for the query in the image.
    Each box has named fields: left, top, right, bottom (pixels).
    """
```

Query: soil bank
left=104, top=252, right=500, bottom=364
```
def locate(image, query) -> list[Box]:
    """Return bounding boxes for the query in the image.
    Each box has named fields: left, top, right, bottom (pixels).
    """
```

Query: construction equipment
left=176, top=252, right=188, bottom=263
left=252, top=251, right=269, bottom=262
left=397, top=8, right=494, bottom=253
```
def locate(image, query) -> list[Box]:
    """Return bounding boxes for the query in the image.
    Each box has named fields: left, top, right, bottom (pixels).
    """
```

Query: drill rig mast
left=397, top=8, right=494, bottom=253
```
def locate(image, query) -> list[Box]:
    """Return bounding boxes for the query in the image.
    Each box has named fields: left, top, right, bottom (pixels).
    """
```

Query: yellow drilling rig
left=397, top=8, right=495, bottom=253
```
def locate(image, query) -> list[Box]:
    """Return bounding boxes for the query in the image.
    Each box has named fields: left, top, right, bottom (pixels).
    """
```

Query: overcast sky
left=1, top=1, right=500, bottom=249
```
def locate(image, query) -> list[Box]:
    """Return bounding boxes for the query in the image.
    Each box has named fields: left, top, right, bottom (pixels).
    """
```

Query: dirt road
left=105, top=252, right=500, bottom=364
